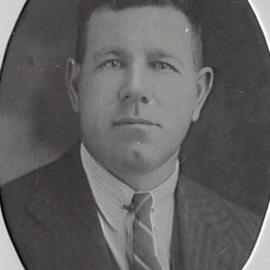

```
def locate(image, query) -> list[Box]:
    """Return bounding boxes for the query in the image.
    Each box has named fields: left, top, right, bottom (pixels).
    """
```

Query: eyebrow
left=92, top=47, right=129, bottom=61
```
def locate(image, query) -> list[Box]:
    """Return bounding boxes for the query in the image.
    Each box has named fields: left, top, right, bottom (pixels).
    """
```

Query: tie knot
left=131, top=193, right=152, bottom=216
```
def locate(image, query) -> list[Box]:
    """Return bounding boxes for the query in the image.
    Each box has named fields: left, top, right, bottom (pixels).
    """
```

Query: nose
left=119, top=63, right=151, bottom=105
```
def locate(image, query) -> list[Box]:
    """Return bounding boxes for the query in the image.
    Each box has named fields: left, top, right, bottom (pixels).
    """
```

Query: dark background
left=0, top=0, right=269, bottom=216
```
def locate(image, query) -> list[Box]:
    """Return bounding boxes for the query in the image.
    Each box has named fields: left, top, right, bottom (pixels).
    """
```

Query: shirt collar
left=80, top=143, right=179, bottom=230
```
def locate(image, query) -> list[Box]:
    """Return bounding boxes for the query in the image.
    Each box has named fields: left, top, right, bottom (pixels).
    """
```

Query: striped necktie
left=131, top=193, right=163, bottom=270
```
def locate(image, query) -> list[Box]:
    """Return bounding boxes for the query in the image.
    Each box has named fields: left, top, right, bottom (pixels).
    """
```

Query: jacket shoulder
left=191, top=178, right=261, bottom=229
left=177, top=177, right=264, bottom=269
left=0, top=144, right=82, bottom=224
left=182, top=177, right=263, bottom=257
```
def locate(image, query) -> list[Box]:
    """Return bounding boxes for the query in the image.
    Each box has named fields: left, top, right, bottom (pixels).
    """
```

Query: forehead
left=84, top=6, right=194, bottom=60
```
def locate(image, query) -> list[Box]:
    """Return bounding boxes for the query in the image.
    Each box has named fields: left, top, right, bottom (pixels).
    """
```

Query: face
left=67, top=6, right=213, bottom=179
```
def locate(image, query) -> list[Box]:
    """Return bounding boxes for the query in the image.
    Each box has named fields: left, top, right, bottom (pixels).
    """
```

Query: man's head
left=66, top=0, right=214, bottom=190
left=75, top=0, right=203, bottom=69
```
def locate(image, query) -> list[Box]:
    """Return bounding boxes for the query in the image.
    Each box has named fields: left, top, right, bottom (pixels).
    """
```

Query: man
left=0, top=0, right=262, bottom=269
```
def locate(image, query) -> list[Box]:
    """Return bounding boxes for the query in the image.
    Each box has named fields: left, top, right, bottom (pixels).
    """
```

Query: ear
left=192, top=66, right=214, bottom=122
left=66, top=57, right=81, bottom=113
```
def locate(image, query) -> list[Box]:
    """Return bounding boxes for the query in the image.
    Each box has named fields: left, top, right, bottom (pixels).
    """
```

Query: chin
left=115, top=145, right=163, bottom=173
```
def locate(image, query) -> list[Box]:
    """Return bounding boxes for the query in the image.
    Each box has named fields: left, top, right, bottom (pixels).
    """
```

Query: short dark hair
left=75, top=0, right=203, bottom=69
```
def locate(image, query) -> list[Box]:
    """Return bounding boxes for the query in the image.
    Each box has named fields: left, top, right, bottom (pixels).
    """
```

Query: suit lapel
left=18, top=146, right=256, bottom=270
left=171, top=175, right=240, bottom=270
left=26, top=145, right=120, bottom=270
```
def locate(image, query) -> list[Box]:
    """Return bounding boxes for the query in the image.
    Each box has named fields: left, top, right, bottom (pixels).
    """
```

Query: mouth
left=113, top=118, right=160, bottom=127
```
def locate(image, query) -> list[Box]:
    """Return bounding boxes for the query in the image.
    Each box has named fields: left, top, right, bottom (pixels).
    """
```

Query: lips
left=113, top=118, right=159, bottom=127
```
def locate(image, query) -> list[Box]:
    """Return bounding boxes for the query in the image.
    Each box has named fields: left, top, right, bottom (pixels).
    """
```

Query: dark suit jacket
left=0, top=144, right=262, bottom=270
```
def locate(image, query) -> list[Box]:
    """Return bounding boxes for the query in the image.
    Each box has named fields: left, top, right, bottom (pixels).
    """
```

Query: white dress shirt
left=81, top=144, right=179, bottom=270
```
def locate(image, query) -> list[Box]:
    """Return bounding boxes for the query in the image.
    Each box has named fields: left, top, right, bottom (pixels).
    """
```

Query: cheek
left=160, top=110, right=194, bottom=150
left=78, top=90, right=111, bottom=132
left=158, top=84, right=198, bottom=139
left=152, top=75, right=198, bottom=113
left=79, top=80, right=119, bottom=113
left=82, top=73, right=123, bottom=108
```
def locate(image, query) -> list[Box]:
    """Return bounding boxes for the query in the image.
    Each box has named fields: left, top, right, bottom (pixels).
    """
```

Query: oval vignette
left=0, top=0, right=270, bottom=269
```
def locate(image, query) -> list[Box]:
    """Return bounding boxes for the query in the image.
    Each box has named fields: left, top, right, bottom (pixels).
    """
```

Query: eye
left=149, top=61, right=178, bottom=73
left=98, top=59, right=124, bottom=69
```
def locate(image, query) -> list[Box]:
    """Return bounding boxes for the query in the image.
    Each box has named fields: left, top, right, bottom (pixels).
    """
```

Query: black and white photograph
left=0, top=0, right=270, bottom=269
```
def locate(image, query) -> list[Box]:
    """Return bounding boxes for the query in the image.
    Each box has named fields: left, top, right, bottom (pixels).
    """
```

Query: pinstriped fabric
left=1, top=143, right=264, bottom=270
left=171, top=177, right=262, bottom=270
left=131, top=193, right=162, bottom=270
